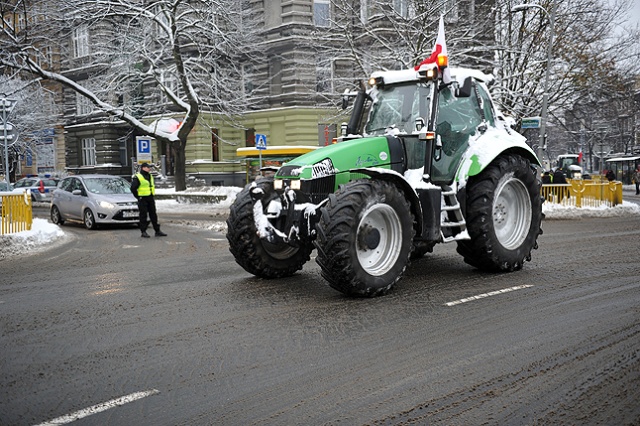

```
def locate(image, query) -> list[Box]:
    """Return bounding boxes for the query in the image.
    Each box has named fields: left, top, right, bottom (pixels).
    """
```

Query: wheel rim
left=356, top=204, right=402, bottom=276
left=263, top=241, right=299, bottom=260
left=492, top=174, right=532, bottom=250
left=51, top=207, right=60, bottom=224
left=85, top=210, right=94, bottom=229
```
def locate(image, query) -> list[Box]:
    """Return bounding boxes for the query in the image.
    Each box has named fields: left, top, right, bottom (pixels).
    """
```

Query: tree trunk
left=173, top=141, right=187, bottom=191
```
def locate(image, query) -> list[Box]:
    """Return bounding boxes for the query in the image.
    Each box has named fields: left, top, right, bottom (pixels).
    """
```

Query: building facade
left=14, top=0, right=498, bottom=186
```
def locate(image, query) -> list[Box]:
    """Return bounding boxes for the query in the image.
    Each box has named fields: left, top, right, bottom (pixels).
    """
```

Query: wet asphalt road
left=1, top=207, right=639, bottom=425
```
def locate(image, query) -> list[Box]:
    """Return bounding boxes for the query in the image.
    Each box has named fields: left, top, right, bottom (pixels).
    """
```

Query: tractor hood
left=275, top=136, right=394, bottom=180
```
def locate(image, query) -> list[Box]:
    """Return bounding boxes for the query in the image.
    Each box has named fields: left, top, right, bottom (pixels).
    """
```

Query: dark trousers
left=635, top=182, right=639, bottom=195
left=138, top=196, right=159, bottom=232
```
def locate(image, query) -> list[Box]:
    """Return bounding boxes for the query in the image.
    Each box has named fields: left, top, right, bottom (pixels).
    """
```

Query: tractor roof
left=370, top=67, right=493, bottom=86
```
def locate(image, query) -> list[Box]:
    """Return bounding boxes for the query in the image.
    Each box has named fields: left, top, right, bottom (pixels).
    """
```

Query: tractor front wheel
left=226, top=178, right=312, bottom=278
left=315, top=180, right=414, bottom=297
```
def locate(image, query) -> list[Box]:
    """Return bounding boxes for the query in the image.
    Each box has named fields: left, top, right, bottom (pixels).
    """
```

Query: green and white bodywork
left=227, top=59, right=544, bottom=297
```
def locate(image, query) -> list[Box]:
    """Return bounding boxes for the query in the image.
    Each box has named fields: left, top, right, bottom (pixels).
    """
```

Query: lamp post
left=512, top=2, right=556, bottom=165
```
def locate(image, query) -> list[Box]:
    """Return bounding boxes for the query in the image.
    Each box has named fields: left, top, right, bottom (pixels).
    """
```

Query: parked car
left=50, top=174, right=139, bottom=230
left=12, top=177, right=59, bottom=202
left=0, top=181, right=15, bottom=211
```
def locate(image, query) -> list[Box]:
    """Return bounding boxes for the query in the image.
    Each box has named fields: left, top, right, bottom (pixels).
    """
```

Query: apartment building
left=6, top=0, right=495, bottom=185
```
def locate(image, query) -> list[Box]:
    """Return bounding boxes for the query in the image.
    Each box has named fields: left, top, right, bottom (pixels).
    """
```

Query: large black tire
left=315, top=180, right=414, bottom=297
left=457, top=154, right=543, bottom=271
left=226, top=178, right=312, bottom=278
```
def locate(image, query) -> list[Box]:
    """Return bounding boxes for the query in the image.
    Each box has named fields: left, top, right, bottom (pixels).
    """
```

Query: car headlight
left=99, top=201, right=116, bottom=209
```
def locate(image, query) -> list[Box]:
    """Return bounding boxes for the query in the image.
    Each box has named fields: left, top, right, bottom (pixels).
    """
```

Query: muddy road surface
left=1, top=214, right=639, bottom=425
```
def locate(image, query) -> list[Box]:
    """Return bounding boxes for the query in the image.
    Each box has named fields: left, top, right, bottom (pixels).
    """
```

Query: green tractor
left=227, top=45, right=543, bottom=297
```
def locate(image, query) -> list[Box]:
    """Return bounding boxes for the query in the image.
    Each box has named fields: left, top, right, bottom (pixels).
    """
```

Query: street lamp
left=512, top=2, right=556, bottom=166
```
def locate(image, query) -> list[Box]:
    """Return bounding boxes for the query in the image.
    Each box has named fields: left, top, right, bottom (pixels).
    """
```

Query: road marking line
left=34, top=389, right=160, bottom=426
left=444, top=285, right=533, bottom=307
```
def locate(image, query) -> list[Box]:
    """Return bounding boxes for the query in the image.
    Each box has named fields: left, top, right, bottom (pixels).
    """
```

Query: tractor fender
left=455, top=127, right=540, bottom=188
left=351, top=167, right=424, bottom=236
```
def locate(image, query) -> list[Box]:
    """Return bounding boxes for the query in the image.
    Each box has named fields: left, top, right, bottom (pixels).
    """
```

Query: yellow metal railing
left=1, top=191, right=33, bottom=235
left=541, top=179, right=623, bottom=207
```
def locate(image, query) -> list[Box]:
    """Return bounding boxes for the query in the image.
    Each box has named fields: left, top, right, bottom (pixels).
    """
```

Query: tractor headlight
left=274, top=179, right=283, bottom=190
left=290, top=180, right=301, bottom=190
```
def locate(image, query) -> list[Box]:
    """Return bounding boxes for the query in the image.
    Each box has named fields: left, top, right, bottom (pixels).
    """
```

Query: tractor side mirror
left=456, top=77, right=473, bottom=98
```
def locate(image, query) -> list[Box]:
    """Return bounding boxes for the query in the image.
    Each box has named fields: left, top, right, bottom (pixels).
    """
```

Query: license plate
left=122, top=210, right=138, bottom=218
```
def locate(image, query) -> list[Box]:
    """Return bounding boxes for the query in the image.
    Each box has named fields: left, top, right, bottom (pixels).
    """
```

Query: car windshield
left=365, top=81, right=432, bottom=135
left=0, top=182, right=10, bottom=191
left=84, top=178, right=131, bottom=194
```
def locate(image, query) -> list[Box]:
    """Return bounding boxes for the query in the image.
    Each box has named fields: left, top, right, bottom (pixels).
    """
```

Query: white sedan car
left=50, top=174, right=139, bottom=230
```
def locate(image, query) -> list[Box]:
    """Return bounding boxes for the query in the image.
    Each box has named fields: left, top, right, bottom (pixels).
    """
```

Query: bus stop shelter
left=605, top=156, right=640, bottom=184
left=236, top=145, right=319, bottom=184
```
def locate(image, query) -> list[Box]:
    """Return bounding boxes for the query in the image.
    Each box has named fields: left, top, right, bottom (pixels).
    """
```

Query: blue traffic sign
left=521, top=117, right=541, bottom=129
left=255, top=134, right=267, bottom=150
left=137, top=138, right=151, bottom=153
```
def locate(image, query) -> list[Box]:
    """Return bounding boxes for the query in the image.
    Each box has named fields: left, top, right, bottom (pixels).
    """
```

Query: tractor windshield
left=365, top=82, right=432, bottom=135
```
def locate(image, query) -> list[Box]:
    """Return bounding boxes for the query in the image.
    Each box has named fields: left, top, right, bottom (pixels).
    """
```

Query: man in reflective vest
left=131, top=163, right=167, bottom=238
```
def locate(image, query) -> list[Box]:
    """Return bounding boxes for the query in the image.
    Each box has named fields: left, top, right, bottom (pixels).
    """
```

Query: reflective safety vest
left=136, top=173, right=155, bottom=196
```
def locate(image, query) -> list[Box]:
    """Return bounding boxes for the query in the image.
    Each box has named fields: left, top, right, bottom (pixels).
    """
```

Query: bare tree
left=1, top=0, right=261, bottom=191
left=0, top=73, right=61, bottom=178
left=494, top=0, right=640, bottom=126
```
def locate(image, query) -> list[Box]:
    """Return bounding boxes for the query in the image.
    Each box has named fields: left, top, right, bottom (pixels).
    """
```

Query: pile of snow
left=542, top=201, right=640, bottom=219
left=154, top=186, right=242, bottom=214
left=0, top=218, right=69, bottom=260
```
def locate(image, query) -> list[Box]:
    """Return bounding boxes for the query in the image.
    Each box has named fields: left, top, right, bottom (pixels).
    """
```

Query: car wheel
left=51, top=205, right=65, bottom=225
left=84, top=208, right=98, bottom=230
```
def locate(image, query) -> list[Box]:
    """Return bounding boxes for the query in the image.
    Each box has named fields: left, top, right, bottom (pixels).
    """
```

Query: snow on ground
left=1, top=185, right=639, bottom=260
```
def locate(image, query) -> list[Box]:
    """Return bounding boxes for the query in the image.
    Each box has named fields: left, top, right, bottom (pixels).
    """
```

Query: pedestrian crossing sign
left=255, top=134, right=267, bottom=150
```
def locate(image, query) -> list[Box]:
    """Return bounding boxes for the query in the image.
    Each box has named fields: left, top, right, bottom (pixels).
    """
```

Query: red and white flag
left=414, top=16, right=451, bottom=83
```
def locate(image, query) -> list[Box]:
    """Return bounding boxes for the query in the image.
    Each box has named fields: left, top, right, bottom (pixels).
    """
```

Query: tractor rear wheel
left=457, top=154, right=543, bottom=271
left=226, top=178, right=312, bottom=278
left=315, top=179, right=414, bottom=297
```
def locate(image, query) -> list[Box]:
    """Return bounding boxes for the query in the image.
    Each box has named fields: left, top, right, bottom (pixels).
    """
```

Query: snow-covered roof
left=369, top=66, right=492, bottom=85
left=606, top=156, right=640, bottom=162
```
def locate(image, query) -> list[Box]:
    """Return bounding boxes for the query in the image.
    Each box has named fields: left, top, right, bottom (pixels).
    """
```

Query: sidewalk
left=622, top=186, right=640, bottom=205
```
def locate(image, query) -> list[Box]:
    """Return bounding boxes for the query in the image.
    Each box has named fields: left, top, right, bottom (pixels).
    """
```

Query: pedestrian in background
left=131, top=163, right=167, bottom=238
left=553, top=168, right=567, bottom=184
left=542, top=171, right=552, bottom=184
left=632, top=166, right=640, bottom=195
left=606, top=169, right=616, bottom=182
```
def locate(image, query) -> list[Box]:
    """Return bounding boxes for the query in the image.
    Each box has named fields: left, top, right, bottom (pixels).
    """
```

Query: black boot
left=155, top=230, right=167, bottom=237
left=141, top=231, right=150, bottom=238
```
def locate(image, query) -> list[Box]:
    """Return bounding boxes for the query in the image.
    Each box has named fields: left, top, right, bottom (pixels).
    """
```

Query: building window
left=76, top=93, right=93, bottom=115
left=393, top=0, right=407, bottom=18
left=269, top=58, right=282, bottom=96
left=314, top=0, right=330, bottom=27
left=73, top=25, right=89, bottom=58
left=119, top=138, right=128, bottom=166
left=82, top=137, right=96, bottom=166
left=242, top=65, right=254, bottom=98
left=245, top=128, right=255, bottom=148
left=160, top=71, right=179, bottom=103
left=212, top=129, right=220, bottom=161
left=316, top=56, right=333, bottom=93
left=360, top=0, right=369, bottom=24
